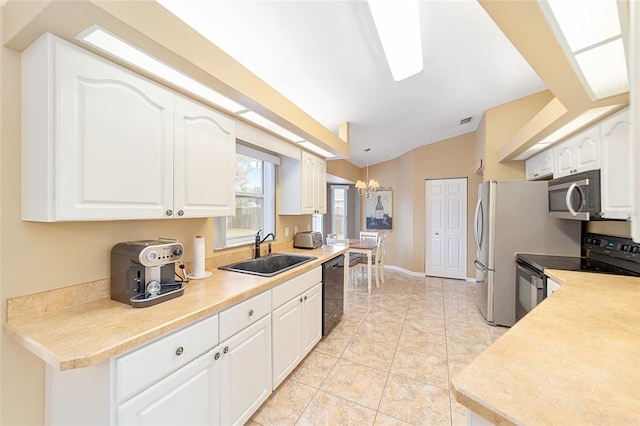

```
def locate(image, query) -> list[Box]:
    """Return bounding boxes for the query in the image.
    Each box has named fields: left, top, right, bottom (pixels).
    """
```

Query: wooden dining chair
left=360, top=231, right=378, bottom=240
left=355, top=234, right=385, bottom=287
left=326, top=233, right=348, bottom=245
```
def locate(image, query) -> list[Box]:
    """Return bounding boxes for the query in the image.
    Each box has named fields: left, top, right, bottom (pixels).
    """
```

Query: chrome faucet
left=255, top=230, right=275, bottom=258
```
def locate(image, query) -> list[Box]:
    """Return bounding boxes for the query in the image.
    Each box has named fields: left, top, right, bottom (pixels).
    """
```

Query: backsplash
left=585, top=220, right=631, bottom=238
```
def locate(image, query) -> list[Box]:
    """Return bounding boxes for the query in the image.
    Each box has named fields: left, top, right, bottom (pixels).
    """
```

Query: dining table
left=347, top=238, right=378, bottom=294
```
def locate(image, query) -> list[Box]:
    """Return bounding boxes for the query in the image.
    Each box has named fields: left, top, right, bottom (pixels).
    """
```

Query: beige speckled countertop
left=3, top=245, right=347, bottom=371
left=452, top=270, right=640, bottom=425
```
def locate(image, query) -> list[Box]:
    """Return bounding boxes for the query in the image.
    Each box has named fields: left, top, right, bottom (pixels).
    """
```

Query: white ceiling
left=157, top=0, right=547, bottom=167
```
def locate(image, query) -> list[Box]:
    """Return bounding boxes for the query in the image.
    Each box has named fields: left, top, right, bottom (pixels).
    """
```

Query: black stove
left=517, top=233, right=640, bottom=277
left=515, top=233, right=640, bottom=322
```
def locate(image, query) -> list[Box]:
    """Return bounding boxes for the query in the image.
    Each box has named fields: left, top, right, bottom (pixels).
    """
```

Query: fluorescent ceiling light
left=76, top=25, right=246, bottom=113
left=367, top=0, right=423, bottom=81
left=540, top=0, right=629, bottom=100
left=545, top=0, right=621, bottom=52
left=239, top=111, right=306, bottom=143
left=298, top=141, right=336, bottom=159
left=575, top=39, right=629, bottom=100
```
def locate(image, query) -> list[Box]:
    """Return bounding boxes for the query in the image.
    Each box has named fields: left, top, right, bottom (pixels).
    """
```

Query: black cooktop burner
left=516, top=253, right=640, bottom=277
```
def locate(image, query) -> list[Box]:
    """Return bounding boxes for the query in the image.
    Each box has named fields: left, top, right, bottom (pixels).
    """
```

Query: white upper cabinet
left=525, top=149, right=554, bottom=180
left=21, top=33, right=235, bottom=221
left=173, top=96, right=235, bottom=218
left=554, top=126, right=600, bottom=178
left=279, top=151, right=327, bottom=215
left=600, top=107, right=632, bottom=219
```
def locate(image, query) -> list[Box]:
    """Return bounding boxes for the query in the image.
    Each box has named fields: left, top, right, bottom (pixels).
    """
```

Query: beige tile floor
left=248, top=269, right=509, bottom=426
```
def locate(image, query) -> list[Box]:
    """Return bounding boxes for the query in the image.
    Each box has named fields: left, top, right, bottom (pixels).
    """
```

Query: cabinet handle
left=300, top=297, right=303, bottom=303
left=177, top=210, right=184, bottom=216
left=304, top=295, right=307, bottom=301
left=223, top=346, right=229, bottom=354
left=214, top=352, right=221, bottom=360
left=165, top=209, right=173, bottom=216
left=248, top=309, right=254, bottom=317
left=175, top=346, right=184, bottom=356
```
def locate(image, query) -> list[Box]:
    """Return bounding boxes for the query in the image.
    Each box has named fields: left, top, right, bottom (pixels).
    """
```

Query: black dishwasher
left=322, top=254, right=344, bottom=336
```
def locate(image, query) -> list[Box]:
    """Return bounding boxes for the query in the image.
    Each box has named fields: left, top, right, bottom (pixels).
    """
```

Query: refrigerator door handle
left=473, top=198, right=483, bottom=251
left=474, top=259, right=487, bottom=271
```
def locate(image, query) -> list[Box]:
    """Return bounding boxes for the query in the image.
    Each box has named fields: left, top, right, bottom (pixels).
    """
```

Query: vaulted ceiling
left=156, top=0, right=547, bottom=167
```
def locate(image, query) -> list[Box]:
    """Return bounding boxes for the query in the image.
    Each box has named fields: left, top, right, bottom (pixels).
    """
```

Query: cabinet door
left=600, top=108, right=632, bottom=219
left=574, top=126, right=600, bottom=172
left=174, top=96, right=236, bottom=218
left=117, top=350, right=218, bottom=425
left=219, top=315, right=272, bottom=426
left=302, top=283, right=323, bottom=355
left=271, top=297, right=303, bottom=389
left=56, top=39, right=175, bottom=220
left=301, top=152, right=317, bottom=214
left=525, top=157, right=537, bottom=180
left=554, top=140, right=576, bottom=178
left=525, top=149, right=553, bottom=181
left=537, top=149, right=554, bottom=178
left=314, top=159, right=328, bottom=213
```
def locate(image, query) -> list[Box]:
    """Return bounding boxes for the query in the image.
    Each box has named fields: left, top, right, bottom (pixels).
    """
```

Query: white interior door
left=425, top=178, right=467, bottom=279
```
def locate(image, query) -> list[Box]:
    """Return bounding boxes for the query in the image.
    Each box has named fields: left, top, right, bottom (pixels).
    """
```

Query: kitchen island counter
left=4, top=245, right=347, bottom=371
left=451, top=269, right=640, bottom=425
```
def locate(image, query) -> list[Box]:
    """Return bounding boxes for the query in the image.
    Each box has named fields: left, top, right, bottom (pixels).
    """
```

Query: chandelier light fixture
left=356, top=148, right=380, bottom=198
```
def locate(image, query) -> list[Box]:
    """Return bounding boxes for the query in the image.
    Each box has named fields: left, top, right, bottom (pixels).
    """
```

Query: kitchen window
left=214, top=144, right=277, bottom=249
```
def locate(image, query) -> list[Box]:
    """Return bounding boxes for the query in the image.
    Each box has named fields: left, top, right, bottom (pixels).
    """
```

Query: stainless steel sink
left=218, top=253, right=317, bottom=277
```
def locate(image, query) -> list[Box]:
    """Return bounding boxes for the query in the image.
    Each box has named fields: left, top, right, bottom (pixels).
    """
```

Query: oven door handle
left=565, top=183, right=584, bottom=217
left=516, top=260, right=545, bottom=286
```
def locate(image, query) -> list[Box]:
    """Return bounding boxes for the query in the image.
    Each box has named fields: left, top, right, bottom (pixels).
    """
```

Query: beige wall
left=326, top=158, right=360, bottom=183
left=352, top=133, right=482, bottom=276
left=478, top=90, right=555, bottom=181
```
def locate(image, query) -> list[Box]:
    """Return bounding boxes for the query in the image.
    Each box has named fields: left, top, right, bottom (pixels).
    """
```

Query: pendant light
left=356, top=148, right=380, bottom=198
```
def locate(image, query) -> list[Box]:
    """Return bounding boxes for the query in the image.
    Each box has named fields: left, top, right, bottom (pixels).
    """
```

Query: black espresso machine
left=111, top=239, right=186, bottom=308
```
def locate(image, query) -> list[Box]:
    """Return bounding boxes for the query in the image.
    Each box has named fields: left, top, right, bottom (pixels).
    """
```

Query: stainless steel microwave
left=547, top=169, right=602, bottom=220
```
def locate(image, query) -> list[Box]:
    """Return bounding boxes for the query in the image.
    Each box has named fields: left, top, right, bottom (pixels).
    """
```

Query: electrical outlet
left=306, top=224, right=311, bottom=231
left=285, top=227, right=290, bottom=237
left=294, top=226, right=298, bottom=235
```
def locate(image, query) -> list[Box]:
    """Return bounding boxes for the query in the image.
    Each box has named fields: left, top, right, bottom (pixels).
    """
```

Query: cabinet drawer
left=114, top=314, right=218, bottom=404
left=272, top=267, right=322, bottom=309
left=219, top=291, right=271, bottom=341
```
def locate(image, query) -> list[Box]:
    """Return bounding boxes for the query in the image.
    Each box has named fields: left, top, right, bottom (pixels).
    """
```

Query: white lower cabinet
left=302, top=284, right=323, bottom=354
left=44, top=269, right=328, bottom=426
left=115, top=314, right=271, bottom=426
left=219, top=315, right=272, bottom=426
left=117, top=349, right=218, bottom=425
left=271, top=267, right=323, bottom=389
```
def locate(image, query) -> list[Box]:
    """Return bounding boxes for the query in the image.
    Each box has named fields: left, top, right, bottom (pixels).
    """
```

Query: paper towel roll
left=192, top=235, right=206, bottom=278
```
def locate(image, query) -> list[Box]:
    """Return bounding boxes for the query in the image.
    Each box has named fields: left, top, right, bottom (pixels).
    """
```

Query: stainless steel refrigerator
left=474, top=180, right=581, bottom=327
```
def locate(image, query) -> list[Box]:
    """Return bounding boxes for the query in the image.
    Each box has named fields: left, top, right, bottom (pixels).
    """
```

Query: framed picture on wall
left=365, top=190, right=392, bottom=230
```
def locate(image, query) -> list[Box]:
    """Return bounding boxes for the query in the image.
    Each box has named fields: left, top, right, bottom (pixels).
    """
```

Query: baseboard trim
left=383, top=265, right=425, bottom=277
left=384, top=265, right=475, bottom=282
